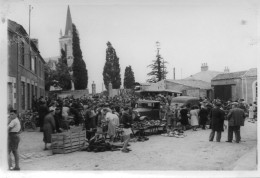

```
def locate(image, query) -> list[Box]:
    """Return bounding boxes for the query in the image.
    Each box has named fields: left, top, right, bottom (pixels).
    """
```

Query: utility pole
left=173, top=67, right=175, bottom=80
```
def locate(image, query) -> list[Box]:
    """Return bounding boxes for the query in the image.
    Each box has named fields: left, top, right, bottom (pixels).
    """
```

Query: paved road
left=14, top=119, right=257, bottom=170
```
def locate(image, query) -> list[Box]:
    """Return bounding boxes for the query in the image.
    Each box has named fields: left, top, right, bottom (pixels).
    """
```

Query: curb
left=233, top=147, right=257, bottom=170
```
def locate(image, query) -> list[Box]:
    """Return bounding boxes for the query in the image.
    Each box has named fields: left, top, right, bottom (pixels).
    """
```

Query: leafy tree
left=72, top=23, right=88, bottom=90
left=44, top=63, right=57, bottom=91
left=103, top=41, right=121, bottom=90
left=124, top=65, right=135, bottom=89
left=55, top=49, right=72, bottom=90
left=147, top=53, right=168, bottom=83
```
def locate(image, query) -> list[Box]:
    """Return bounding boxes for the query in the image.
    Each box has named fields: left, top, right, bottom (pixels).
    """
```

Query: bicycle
left=20, top=110, right=38, bottom=131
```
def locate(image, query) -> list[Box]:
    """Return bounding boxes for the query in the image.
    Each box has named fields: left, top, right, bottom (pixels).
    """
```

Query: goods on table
left=83, top=136, right=122, bottom=152
left=132, top=120, right=167, bottom=130
left=51, top=130, right=86, bottom=154
left=161, top=129, right=186, bottom=138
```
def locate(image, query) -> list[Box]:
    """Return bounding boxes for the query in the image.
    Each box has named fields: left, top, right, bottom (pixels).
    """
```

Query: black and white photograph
left=0, top=0, right=259, bottom=177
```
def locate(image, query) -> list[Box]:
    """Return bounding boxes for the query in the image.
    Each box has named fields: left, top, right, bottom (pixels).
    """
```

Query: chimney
left=201, top=63, right=208, bottom=71
left=31, top=38, right=39, bottom=49
left=224, top=66, right=230, bottom=73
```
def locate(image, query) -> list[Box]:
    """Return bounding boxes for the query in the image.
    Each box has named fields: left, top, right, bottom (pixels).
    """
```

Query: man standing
left=209, top=102, right=225, bottom=142
left=8, top=110, right=21, bottom=170
left=226, top=103, right=246, bottom=143
left=121, top=107, right=132, bottom=153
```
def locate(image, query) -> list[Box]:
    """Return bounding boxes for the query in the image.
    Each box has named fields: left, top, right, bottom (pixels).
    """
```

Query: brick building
left=8, top=20, right=46, bottom=112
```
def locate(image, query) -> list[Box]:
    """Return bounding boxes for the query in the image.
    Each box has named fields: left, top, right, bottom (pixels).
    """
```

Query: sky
left=2, top=0, right=260, bottom=92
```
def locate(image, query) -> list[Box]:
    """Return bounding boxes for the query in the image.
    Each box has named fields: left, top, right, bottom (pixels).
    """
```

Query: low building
left=183, top=63, right=223, bottom=82
left=137, top=79, right=212, bottom=98
left=8, top=20, right=46, bottom=112
left=211, top=68, right=257, bottom=103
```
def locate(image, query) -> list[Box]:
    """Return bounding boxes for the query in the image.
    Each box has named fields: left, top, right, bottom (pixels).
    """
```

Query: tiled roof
left=212, top=71, right=247, bottom=81
left=184, top=70, right=223, bottom=83
left=166, top=79, right=211, bottom=90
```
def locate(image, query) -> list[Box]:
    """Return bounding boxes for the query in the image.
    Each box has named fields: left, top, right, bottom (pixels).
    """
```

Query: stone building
left=8, top=20, right=46, bottom=112
left=59, top=5, right=74, bottom=68
left=211, top=68, right=257, bottom=103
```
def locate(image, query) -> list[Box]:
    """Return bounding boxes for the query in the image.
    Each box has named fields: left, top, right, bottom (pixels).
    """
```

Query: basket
left=51, top=130, right=86, bottom=154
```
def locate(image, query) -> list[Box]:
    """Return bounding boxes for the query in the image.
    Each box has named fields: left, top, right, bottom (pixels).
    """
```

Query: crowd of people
left=8, top=92, right=257, bottom=170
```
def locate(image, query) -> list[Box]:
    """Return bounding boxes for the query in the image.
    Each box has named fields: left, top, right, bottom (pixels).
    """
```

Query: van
left=170, top=96, right=200, bottom=109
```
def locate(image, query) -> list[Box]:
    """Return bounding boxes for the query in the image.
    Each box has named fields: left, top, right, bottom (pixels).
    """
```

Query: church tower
left=59, top=5, right=73, bottom=67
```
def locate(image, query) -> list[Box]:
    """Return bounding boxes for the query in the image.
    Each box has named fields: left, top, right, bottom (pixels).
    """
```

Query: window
left=20, top=42, right=24, bottom=65
left=35, top=86, right=37, bottom=98
left=39, top=62, right=41, bottom=77
left=34, top=57, right=37, bottom=74
left=31, top=57, right=34, bottom=72
left=21, top=82, right=25, bottom=109
left=27, top=83, right=30, bottom=109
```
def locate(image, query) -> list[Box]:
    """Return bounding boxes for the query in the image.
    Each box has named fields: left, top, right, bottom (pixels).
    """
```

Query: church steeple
left=65, top=5, right=73, bottom=36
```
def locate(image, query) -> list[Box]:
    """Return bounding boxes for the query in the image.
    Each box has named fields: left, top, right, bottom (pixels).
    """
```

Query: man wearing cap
left=226, top=102, right=246, bottom=143
left=209, top=102, right=225, bottom=142
left=8, top=110, right=21, bottom=170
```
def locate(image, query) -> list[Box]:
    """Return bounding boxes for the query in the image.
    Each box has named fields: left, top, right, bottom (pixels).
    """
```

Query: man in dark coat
left=226, top=103, right=246, bottom=143
left=209, top=102, right=225, bottom=142
left=199, top=104, right=208, bottom=130
left=38, top=100, right=49, bottom=132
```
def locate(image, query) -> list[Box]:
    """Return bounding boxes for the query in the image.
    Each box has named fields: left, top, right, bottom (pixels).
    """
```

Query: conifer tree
left=72, top=23, right=88, bottom=90
left=124, top=65, right=135, bottom=89
left=147, top=53, right=168, bottom=83
left=103, top=41, right=121, bottom=90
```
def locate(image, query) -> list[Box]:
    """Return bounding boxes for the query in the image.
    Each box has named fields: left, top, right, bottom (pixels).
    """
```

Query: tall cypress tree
left=103, top=41, right=121, bottom=90
left=72, top=23, right=88, bottom=90
left=124, top=65, right=135, bottom=89
left=55, top=49, right=71, bottom=90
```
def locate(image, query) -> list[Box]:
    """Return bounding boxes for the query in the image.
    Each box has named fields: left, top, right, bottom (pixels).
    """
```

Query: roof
left=8, top=19, right=45, bottom=64
left=166, top=79, right=211, bottom=90
left=139, top=89, right=182, bottom=94
left=212, top=71, right=247, bottom=81
left=244, top=68, right=257, bottom=77
left=136, top=100, right=160, bottom=104
left=184, top=70, right=223, bottom=83
left=64, top=5, right=73, bottom=36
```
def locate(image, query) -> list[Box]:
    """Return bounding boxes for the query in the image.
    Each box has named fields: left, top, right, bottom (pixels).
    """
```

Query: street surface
left=15, top=119, right=257, bottom=170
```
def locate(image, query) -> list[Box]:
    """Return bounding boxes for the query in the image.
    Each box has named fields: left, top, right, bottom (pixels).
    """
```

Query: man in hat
left=209, top=102, right=225, bottom=142
left=8, top=110, right=21, bottom=170
left=226, top=102, right=246, bottom=143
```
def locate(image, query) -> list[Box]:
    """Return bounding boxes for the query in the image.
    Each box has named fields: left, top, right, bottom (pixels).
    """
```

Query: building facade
left=211, top=68, right=257, bottom=103
left=8, top=20, right=45, bottom=112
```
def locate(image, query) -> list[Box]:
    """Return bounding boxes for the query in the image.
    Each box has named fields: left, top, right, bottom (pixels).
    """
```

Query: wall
left=243, top=76, right=257, bottom=103
left=48, top=89, right=89, bottom=99
left=8, top=31, right=45, bottom=112
left=166, top=80, right=193, bottom=92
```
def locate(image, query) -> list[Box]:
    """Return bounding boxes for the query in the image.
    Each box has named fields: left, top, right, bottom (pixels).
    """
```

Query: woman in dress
left=190, top=105, right=200, bottom=131
left=43, top=110, right=56, bottom=150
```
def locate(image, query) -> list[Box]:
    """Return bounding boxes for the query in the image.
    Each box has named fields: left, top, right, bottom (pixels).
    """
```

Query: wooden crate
left=51, top=131, right=86, bottom=154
